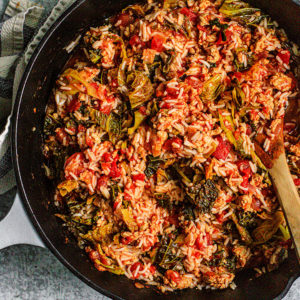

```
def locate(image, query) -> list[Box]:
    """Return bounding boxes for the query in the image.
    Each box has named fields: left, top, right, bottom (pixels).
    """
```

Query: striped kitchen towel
left=0, top=0, right=76, bottom=194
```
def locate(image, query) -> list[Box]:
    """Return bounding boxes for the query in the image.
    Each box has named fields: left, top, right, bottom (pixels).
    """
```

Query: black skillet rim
left=11, top=0, right=300, bottom=299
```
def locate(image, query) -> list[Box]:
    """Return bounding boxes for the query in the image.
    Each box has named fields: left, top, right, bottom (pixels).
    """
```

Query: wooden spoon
left=254, top=119, right=300, bottom=262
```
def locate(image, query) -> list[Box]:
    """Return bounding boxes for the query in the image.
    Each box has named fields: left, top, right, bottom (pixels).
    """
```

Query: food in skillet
left=43, top=0, right=300, bottom=292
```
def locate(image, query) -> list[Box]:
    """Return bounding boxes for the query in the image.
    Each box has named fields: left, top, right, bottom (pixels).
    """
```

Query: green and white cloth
left=0, top=0, right=76, bottom=194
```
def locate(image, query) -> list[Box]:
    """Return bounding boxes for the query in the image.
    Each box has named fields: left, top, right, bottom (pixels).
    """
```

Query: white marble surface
left=0, top=189, right=299, bottom=299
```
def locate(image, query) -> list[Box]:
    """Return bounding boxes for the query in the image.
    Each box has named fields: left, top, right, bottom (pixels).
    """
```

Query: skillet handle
left=0, top=193, right=45, bottom=249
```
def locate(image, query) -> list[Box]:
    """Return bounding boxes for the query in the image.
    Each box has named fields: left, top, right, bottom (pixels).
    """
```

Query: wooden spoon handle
left=269, top=152, right=300, bottom=261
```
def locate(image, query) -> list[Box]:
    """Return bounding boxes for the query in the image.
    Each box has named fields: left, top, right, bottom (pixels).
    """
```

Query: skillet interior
left=12, top=0, right=300, bottom=299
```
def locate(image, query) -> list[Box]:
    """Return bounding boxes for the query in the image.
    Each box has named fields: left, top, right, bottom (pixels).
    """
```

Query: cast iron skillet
left=11, top=0, right=300, bottom=299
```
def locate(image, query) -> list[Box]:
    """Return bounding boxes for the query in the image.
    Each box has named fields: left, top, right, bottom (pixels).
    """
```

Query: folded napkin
left=0, top=0, right=76, bottom=194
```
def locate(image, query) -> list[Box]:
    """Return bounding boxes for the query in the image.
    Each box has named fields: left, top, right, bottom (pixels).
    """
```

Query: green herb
left=200, top=74, right=224, bottom=102
left=186, top=179, right=219, bottom=212
left=128, top=110, right=146, bottom=135
left=144, top=155, right=164, bottom=178
left=156, top=235, right=184, bottom=269
left=155, top=193, right=172, bottom=211
left=126, top=71, right=154, bottom=109
left=238, top=211, right=257, bottom=229
left=106, top=112, right=122, bottom=143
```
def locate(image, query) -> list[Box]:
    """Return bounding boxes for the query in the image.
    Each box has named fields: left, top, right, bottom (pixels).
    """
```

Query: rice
left=43, top=0, right=299, bottom=294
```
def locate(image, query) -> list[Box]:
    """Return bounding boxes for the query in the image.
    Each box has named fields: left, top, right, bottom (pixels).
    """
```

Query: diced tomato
left=64, top=152, right=85, bottom=179
left=240, top=175, right=249, bottom=190
left=132, top=173, right=145, bottom=182
left=100, top=104, right=112, bottom=115
left=129, top=35, right=144, bottom=47
left=86, top=136, right=94, bottom=148
left=277, top=50, right=290, bottom=65
left=180, top=7, right=197, bottom=22
left=212, top=136, right=231, bottom=160
left=156, top=83, right=165, bottom=97
left=226, top=195, right=233, bottom=203
left=294, top=178, right=300, bottom=186
left=197, top=25, right=207, bottom=32
left=246, top=124, right=252, bottom=135
left=185, top=76, right=202, bottom=89
left=225, top=76, right=231, bottom=86
left=121, top=236, right=134, bottom=245
left=165, top=270, right=181, bottom=284
left=109, top=161, right=121, bottom=178
left=166, top=86, right=179, bottom=97
left=151, top=35, right=165, bottom=52
left=206, top=233, right=212, bottom=246
left=78, top=124, right=86, bottom=132
left=216, top=211, right=227, bottom=223
left=138, top=106, right=147, bottom=115
left=163, top=137, right=183, bottom=153
left=130, top=262, right=143, bottom=279
left=232, top=71, right=242, bottom=81
left=195, top=237, right=204, bottom=250
left=216, top=30, right=233, bottom=45
left=96, top=176, right=108, bottom=190
left=67, top=98, right=81, bottom=112
left=236, top=160, right=252, bottom=178
left=115, top=13, right=134, bottom=27
left=55, top=128, right=69, bottom=144
left=149, top=265, right=156, bottom=275
left=102, top=152, right=112, bottom=162
left=89, top=250, right=100, bottom=261
left=160, top=102, right=172, bottom=109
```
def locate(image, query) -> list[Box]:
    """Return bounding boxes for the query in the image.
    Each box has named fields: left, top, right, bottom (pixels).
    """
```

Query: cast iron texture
left=11, top=0, right=300, bottom=299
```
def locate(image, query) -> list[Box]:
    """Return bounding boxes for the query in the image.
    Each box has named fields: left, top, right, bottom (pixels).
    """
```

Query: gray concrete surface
left=0, top=188, right=299, bottom=299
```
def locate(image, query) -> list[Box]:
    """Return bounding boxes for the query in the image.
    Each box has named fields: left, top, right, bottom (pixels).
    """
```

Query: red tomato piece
left=85, top=136, right=94, bottom=148
left=130, top=262, right=143, bottom=279
left=216, top=211, right=227, bottom=223
left=277, top=50, right=290, bottom=65
left=64, top=152, right=85, bottom=179
left=149, top=265, right=156, bottom=275
left=102, top=152, right=112, bottom=162
left=121, top=236, right=134, bottom=245
left=129, top=35, right=145, bottom=47
left=132, top=173, right=145, bottom=182
left=96, top=176, right=108, bottom=190
left=163, top=137, right=183, bottom=153
left=197, top=25, right=207, bottom=32
left=180, top=7, right=197, bottom=22
left=195, top=237, right=204, bottom=250
left=240, top=175, right=249, bottom=190
left=294, top=178, right=300, bottom=186
left=109, top=161, right=121, bottom=178
left=67, top=98, right=81, bottom=112
left=212, top=136, right=231, bottom=160
left=236, top=160, right=252, bottom=178
left=216, top=30, right=233, bottom=45
left=138, top=106, right=147, bottom=115
left=78, top=124, right=85, bottom=132
left=151, top=35, right=165, bottom=52
left=206, top=233, right=212, bottom=246
left=100, top=104, right=112, bottom=115
left=165, top=270, right=181, bottom=284
left=115, top=13, right=134, bottom=27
